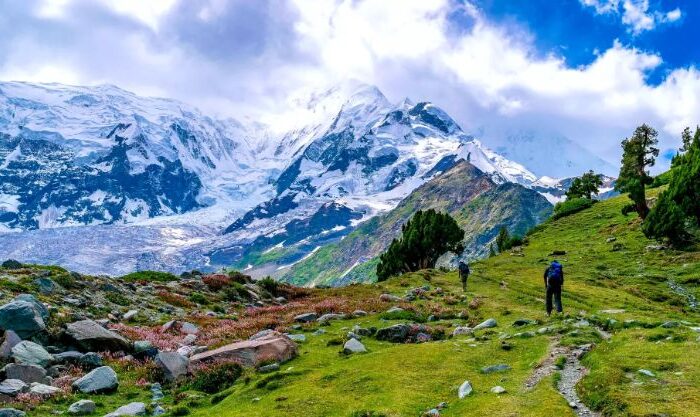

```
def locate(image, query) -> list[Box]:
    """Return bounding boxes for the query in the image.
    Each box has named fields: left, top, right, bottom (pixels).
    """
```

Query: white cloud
left=580, top=0, right=683, bottom=34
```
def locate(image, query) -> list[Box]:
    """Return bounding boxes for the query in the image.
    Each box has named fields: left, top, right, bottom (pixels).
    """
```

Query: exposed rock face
left=375, top=324, right=411, bottom=343
left=64, top=320, right=131, bottom=352
left=190, top=331, right=297, bottom=367
left=2, top=363, right=50, bottom=384
left=0, top=379, right=28, bottom=397
left=11, top=341, right=53, bottom=367
left=71, top=366, right=119, bottom=393
left=0, top=408, right=26, bottom=417
left=0, top=331, right=21, bottom=360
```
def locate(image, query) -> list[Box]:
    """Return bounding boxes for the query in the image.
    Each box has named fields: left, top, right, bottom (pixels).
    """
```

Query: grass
left=120, top=270, right=179, bottom=282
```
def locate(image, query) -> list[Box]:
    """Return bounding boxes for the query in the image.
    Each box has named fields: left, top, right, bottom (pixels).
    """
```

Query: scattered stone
left=249, top=329, right=276, bottom=340
left=12, top=341, right=53, bottom=367
left=660, top=321, right=680, bottom=329
left=0, top=331, right=21, bottom=360
left=638, top=369, right=655, bottom=377
left=343, top=338, right=367, bottom=354
left=474, top=318, right=497, bottom=331
left=481, top=364, right=511, bottom=374
left=294, top=313, right=318, bottom=323
left=287, top=334, right=306, bottom=343
left=317, top=313, right=345, bottom=323
left=34, top=277, right=59, bottom=295
left=416, top=333, right=432, bottom=343
left=599, top=309, right=625, bottom=314
left=375, top=324, right=411, bottom=343
left=385, top=306, right=404, bottom=314
left=68, top=399, right=96, bottom=415
left=2, top=363, right=49, bottom=384
left=352, top=310, right=367, bottom=317
left=0, top=300, right=46, bottom=338
left=150, top=382, right=164, bottom=401
left=182, top=334, right=197, bottom=346
left=0, top=408, right=25, bottom=417
left=452, top=326, right=473, bottom=336
left=491, top=386, right=506, bottom=394
left=179, top=322, right=199, bottom=335
left=573, top=320, right=590, bottom=328
left=54, top=351, right=84, bottom=364
left=104, top=402, right=146, bottom=417
left=606, top=237, right=617, bottom=243
left=79, top=352, right=103, bottom=369
left=152, top=405, right=166, bottom=416
left=258, top=363, right=280, bottom=373
left=512, top=319, right=536, bottom=327
left=123, top=310, right=138, bottom=321
left=29, top=382, right=61, bottom=396
left=72, top=366, right=119, bottom=393
left=458, top=380, right=473, bottom=398
left=569, top=401, right=578, bottom=409
left=155, top=352, right=189, bottom=381
left=64, top=319, right=131, bottom=352
left=133, top=341, right=158, bottom=359
left=379, top=294, right=402, bottom=302
left=190, top=331, right=297, bottom=367
left=312, top=329, right=326, bottom=336
left=424, top=409, right=440, bottom=416
left=0, top=379, right=28, bottom=396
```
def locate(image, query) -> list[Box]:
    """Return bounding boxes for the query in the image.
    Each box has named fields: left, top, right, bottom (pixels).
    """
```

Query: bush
left=105, top=292, right=130, bottom=306
left=552, top=198, right=595, bottom=220
left=170, top=406, right=191, bottom=416
left=222, top=282, right=248, bottom=302
left=156, top=291, right=194, bottom=308
left=189, top=292, right=208, bottom=305
left=121, top=271, right=178, bottom=283
left=642, top=191, right=688, bottom=245
left=228, top=270, right=252, bottom=284
left=1, top=259, right=23, bottom=269
left=202, top=274, right=231, bottom=291
left=257, top=277, right=279, bottom=296
left=189, top=362, right=243, bottom=394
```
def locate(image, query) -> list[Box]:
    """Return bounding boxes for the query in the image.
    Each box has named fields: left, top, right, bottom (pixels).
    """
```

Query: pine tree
left=566, top=170, right=604, bottom=200
left=496, top=227, right=510, bottom=253
left=489, top=243, right=496, bottom=257
left=615, top=124, right=659, bottom=219
left=666, top=126, right=700, bottom=225
left=376, top=209, right=464, bottom=281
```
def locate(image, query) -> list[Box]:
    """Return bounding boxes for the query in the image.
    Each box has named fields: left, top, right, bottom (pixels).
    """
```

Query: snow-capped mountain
left=0, top=80, right=598, bottom=276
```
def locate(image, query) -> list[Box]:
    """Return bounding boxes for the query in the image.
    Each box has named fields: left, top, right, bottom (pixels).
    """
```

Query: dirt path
left=526, top=332, right=608, bottom=417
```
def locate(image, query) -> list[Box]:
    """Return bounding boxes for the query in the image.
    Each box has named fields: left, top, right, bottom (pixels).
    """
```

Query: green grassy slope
left=191, top=190, right=700, bottom=417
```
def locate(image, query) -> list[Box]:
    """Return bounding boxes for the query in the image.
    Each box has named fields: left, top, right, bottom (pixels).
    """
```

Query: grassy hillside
left=7, top=190, right=700, bottom=417
left=282, top=161, right=552, bottom=286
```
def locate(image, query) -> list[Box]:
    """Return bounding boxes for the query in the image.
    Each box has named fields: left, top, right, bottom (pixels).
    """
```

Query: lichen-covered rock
left=190, top=331, right=297, bottom=367
left=64, top=320, right=130, bottom=352
left=71, top=366, right=118, bottom=393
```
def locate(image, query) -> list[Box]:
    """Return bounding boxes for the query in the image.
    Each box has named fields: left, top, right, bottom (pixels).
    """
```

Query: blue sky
left=0, top=0, right=698, bottom=171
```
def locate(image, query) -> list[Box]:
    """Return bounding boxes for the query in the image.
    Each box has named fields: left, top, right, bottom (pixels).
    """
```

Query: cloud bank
left=0, top=0, right=698, bottom=170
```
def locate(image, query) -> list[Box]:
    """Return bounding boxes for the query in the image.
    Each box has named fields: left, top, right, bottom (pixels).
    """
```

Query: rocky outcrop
left=72, top=366, right=118, bottom=393
left=63, top=320, right=131, bottom=352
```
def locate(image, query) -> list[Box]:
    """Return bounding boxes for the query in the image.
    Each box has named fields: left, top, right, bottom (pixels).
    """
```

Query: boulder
left=0, top=300, right=46, bottom=339
left=29, top=382, right=61, bottom=397
left=64, top=320, right=131, bottom=352
left=190, top=331, right=297, bottom=367
left=452, top=327, right=473, bottom=337
left=379, top=294, right=402, bottom=302
left=104, top=402, right=146, bottom=417
left=0, top=331, right=21, bottom=360
left=294, top=313, right=318, bottom=323
left=317, top=313, right=345, bottom=323
left=0, top=409, right=25, bottom=417
left=352, top=310, right=368, bottom=317
left=2, top=363, right=50, bottom=384
left=79, top=352, right=103, bottom=369
left=72, top=366, right=118, bottom=393
left=34, top=278, right=59, bottom=295
left=473, top=318, right=497, bottom=331
left=375, top=324, right=411, bottom=343
left=491, top=386, right=506, bottom=394
left=385, top=306, right=404, bottom=314
left=179, top=322, right=199, bottom=335
left=13, top=295, right=49, bottom=321
left=133, top=341, right=158, bottom=359
left=54, top=351, right=84, bottom=364
left=123, top=310, right=138, bottom=321
left=458, top=380, right=473, bottom=398
left=343, top=338, right=367, bottom=354
left=155, top=352, right=189, bottom=381
left=0, top=379, right=28, bottom=396
left=12, top=341, right=53, bottom=367
left=68, top=399, right=96, bottom=415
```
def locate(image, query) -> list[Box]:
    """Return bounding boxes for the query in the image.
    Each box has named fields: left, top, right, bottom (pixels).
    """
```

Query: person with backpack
left=458, top=261, right=470, bottom=291
left=544, top=260, right=564, bottom=316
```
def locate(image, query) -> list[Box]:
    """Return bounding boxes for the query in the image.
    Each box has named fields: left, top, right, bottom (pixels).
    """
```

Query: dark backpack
left=547, top=261, right=563, bottom=286
left=458, top=262, right=469, bottom=274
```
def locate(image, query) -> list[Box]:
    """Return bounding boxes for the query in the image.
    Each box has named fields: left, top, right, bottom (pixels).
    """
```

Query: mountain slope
left=279, top=160, right=552, bottom=286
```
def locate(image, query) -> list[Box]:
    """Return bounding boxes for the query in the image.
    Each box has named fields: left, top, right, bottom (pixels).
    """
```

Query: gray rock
left=385, top=306, right=404, bottom=314
left=481, top=364, right=511, bottom=374
left=12, top=341, right=53, bottom=367
left=343, top=338, right=367, bottom=354
left=29, top=382, right=61, bottom=396
left=72, top=366, right=118, bottom=393
left=122, top=310, right=138, bottom=321
left=286, top=334, right=306, bottom=343
left=317, top=313, right=345, bottom=323
left=2, top=363, right=49, bottom=384
left=452, top=326, right=473, bottom=336
left=249, top=329, right=276, bottom=340
left=0, top=331, right=21, bottom=360
left=0, top=379, right=28, bottom=396
left=375, top=324, right=411, bottom=343
left=379, top=293, right=402, bottom=302
left=512, top=319, right=536, bottom=327
left=258, top=363, right=280, bottom=373
left=0, top=408, right=25, bottom=417
left=104, top=402, right=146, bottom=416
left=54, top=351, right=84, bottom=364
left=33, top=278, right=59, bottom=295
left=150, top=382, right=164, bottom=401
left=661, top=321, right=680, bottom=329
left=13, top=295, right=49, bottom=321
left=474, top=318, right=497, bottom=331
left=491, top=386, right=506, bottom=394
left=352, top=310, right=368, bottom=317
left=64, top=320, right=131, bottom=352
left=294, top=313, right=318, bottom=323
left=0, top=300, right=46, bottom=339
left=182, top=334, right=197, bottom=345
left=458, top=380, right=473, bottom=398
left=133, top=341, right=157, bottom=358
left=638, top=369, right=655, bottom=377
left=68, top=399, right=96, bottom=415
left=155, top=352, right=189, bottom=381
left=79, top=352, right=103, bottom=369
left=152, top=405, right=166, bottom=416
left=179, top=322, right=199, bottom=335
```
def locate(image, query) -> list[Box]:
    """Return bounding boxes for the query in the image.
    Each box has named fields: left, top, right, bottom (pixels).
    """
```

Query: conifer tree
left=615, top=124, right=659, bottom=219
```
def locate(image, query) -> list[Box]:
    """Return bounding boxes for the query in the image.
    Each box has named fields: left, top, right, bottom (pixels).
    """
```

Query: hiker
left=544, top=260, right=564, bottom=316
left=458, top=261, right=470, bottom=291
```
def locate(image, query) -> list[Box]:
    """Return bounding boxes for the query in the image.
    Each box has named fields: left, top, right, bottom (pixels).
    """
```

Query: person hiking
left=544, top=260, right=564, bottom=316
left=458, top=261, right=470, bottom=291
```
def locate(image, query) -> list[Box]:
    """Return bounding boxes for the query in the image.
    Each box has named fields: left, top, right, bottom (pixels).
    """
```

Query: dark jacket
left=458, top=262, right=470, bottom=277
left=544, top=265, right=564, bottom=287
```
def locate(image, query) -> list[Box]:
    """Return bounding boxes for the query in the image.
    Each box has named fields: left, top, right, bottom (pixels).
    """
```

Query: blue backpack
left=547, top=261, right=563, bottom=286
